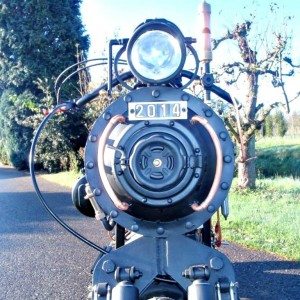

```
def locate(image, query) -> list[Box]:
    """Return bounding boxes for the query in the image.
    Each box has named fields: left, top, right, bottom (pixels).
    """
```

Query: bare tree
left=212, top=20, right=299, bottom=188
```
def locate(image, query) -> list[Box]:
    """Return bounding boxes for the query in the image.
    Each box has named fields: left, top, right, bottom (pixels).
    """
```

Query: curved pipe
left=98, top=115, right=130, bottom=211
left=190, top=115, right=223, bottom=211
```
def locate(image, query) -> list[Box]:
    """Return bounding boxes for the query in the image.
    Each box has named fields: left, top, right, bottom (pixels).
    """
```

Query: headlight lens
left=130, top=31, right=182, bottom=81
left=127, top=19, right=186, bottom=84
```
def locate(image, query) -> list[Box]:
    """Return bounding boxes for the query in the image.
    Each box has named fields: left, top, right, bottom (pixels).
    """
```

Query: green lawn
left=256, top=136, right=300, bottom=178
left=222, top=178, right=300, bottom=261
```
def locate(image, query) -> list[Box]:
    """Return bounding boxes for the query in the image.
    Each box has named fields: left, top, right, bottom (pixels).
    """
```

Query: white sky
left=80, top=0, right=300, bottom=112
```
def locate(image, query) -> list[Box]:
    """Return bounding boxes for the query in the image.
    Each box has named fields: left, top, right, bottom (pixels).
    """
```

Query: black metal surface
left=115, top=224, right=125, bottom=248
left=84, top=86, right=234, bottom=237
left=71, top=176, right=95, bottom=217
left=92, top=235, right=237, bottom=299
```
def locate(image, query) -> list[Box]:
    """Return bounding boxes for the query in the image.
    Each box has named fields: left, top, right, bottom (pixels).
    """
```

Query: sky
left=80, top=0, right=300, bottom=111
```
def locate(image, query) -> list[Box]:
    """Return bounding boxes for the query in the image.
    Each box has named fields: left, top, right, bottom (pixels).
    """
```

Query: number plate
left=128, top=101, right=188, bottom=121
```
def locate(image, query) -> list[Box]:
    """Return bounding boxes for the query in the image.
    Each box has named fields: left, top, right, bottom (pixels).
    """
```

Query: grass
left=39, top=171, right=80, bottom=189
left=256, top=136, right=300, bottom=149
left=222, top=177, right=300, bottom=261
left=256, top=136, right=300, bottom=178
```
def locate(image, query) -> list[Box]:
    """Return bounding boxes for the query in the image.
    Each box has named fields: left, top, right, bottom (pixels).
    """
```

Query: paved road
left=0, top=165, right=299, bottom=299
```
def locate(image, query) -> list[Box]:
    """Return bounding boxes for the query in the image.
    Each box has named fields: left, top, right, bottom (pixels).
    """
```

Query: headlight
left=127, top=19, right=186, bottom=84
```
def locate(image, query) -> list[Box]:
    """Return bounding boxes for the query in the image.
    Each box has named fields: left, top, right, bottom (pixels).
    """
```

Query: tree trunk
left=237, top=135, right=256, bottom=188
left=237, top=72, right=258, bottom=189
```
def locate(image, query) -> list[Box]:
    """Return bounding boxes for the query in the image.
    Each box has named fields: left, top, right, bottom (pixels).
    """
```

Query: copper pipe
left=98, top=115, right=129, bottom=211
left=191, top=115, right=223, bottom=211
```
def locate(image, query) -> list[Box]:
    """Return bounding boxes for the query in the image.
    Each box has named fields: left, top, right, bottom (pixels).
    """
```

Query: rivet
left=104, top=112, right=111, bottom=120
left=205, top=109, right=213, bottom=117
left=117, top=170, right=123, bottom=176
left=89, top=135, right=97, bottom=142
left=102, top=260, right=115, bottom=273
left=152, top=90, right=160, bottom=98
left=110, top=210, right=118, bottom=218
left=167, top=198, right=173, bottom=204
left=194, top=173, right=200, bottom=178
left=86, top=161, right=94, bottom=169
left=195, top=148, right=200, bottom=153
left=185, top=222, right=193, bottom=229
left=207, top=205, right=215, bottom=213
left=169, top=121, right=174, bottom=127
left=221, top=182, right=229, bottom=190
left=142, top=198, right=147, bottom=203
left=223, top=155, right=232, bottom=163
left=156, top=227, right=165, bottom=235
left=210, top=257, right=224, bottom=270
left=219, top=132, right=227, bottom=141
left=144, top=121, right=150, bottom=126
left=124, top=95, right=132, bottom=102
left=93, top=188, right=101, bottom=196
left=181, top=93, right=190, bottom=101
left=131, top=225, right=139, bottom=232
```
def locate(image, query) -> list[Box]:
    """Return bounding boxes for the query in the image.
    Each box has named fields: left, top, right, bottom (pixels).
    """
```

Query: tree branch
left=283, top=57, right=300, bottom=68
left=212, top=30, right=233, bottom=50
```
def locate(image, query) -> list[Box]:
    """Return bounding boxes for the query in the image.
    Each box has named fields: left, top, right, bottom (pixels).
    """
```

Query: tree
left=212, top=9, right=300, bottom=188
left=0, top=0, right=89, bottom=169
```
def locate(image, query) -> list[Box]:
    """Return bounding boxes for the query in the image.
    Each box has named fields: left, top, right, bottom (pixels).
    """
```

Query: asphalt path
left=0, top=165, right=299, bottom=299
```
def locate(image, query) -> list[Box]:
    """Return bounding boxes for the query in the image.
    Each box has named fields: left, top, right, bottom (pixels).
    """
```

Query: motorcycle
left=30, top=2, right=238, bottom=299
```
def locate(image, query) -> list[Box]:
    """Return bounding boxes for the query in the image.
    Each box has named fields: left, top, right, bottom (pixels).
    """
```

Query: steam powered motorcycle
left=30, top=3, right=238, bottom=299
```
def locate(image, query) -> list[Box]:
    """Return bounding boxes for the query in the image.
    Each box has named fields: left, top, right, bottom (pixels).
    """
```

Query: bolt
left=102, top=260, right=115, bottom=273
left=223, top=155, right=232, bottom=163
left=205, top=109, right=213, bottom=117
left=89, top=135, right=97, bottom=142
left=207, top=205, right=215, bottom=213
left=131, top=224, right=139, bottom=232
left=181, top=93, right=190, bottom=101
left=104, top=112, right=111, bottom=120
left=167, top=198, right=173, bottom=204
left=153, top=158, right=162, bottom=168
left=156, top=227, right=165, bottom=235
left=185, top=221, right=193, bottom=229
left=195, top=148, right=200, bottom=153
left=117, top=170, right=123, bottom=176
left=110, top=210, right=118, bottom=218
left=86, top=161, right=94, bottom=169
left=93, top=188, right=101, bottom=196
left=169, top=121, right=174, bottom=127
left=144, top=121, right=150, bottom=126
left=142, top=198, right=147, bottom=203
left=194, top=173, right=200, bottom=178
left=124, top=95, right=132, bottom=102
left=219, top=132, right=227, bottom=141
left=221, top=182, right=229, bottom=190
left=210, top=257, right=224, bottom=270
left=152, top=90, right=160, bottom=98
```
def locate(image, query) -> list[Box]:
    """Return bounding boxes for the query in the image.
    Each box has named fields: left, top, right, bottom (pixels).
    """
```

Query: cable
left=29, top=102, right=108, bottom=254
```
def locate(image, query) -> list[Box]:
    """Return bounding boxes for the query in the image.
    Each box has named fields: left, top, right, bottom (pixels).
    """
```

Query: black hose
left=29, top=102, right=108, bottom=254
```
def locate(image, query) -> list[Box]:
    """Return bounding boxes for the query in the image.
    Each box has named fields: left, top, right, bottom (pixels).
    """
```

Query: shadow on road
left=221, top=244, right=300, bottom=299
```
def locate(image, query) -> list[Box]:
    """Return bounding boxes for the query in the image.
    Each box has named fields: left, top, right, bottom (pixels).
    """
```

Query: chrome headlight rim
left=126, top=19, right=187, bottom=85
